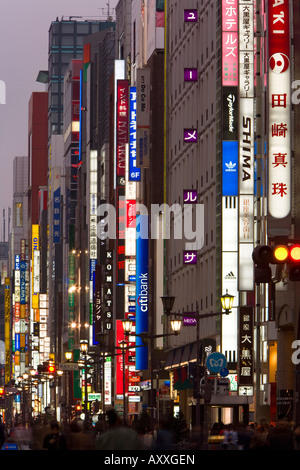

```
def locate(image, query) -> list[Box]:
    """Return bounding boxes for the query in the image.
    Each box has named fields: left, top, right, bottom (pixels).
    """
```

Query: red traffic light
left=290, top=246, right=300, bottom=262
left=252, top=244, right=300, bottom=282
left=48, top=364, right=55, bottom=373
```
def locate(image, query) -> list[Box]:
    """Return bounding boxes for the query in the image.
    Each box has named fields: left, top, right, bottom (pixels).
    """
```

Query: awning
left=172, top=346, right=183, bottom=368
left=189, top=342, right=198, bottom=362
left=180, top=344, right=191, bottom=366
left=164, top=350, right=174, bottom=370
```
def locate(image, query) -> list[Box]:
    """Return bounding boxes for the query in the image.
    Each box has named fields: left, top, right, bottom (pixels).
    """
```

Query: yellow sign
left=5, top=278, right=10, bottom=384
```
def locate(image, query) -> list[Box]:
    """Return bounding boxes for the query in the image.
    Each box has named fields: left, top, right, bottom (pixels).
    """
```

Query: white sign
left=268, top=0, right=291, bottom=220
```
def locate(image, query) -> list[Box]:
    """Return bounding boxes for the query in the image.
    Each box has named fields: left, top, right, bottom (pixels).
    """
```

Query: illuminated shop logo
left=225, top=161, right=237, bottom=172
left=269, top=53, right=290, bottom=74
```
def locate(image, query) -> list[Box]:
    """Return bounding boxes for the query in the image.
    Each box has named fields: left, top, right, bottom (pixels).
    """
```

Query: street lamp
left=121, top=317, right=182, bottom=430
left=160, top=291, right=234, bottom=438
left=118, top=339, right=128, bottom=425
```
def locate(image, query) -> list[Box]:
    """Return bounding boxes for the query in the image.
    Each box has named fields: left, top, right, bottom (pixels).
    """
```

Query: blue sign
left=222, top=141, right=238, bottom=196
left=15, top=255, right=20, bottom=270
left=135, top=214, right=149, bottom=370
left=129, top=87, right=141, bottom=181
left=15, top=333, right=20, bottom=352
left=206, top=352, right=227, bottom=374
left=20, top=261, right=27, bottom=305
left=220, top=367, right=229, bottom=377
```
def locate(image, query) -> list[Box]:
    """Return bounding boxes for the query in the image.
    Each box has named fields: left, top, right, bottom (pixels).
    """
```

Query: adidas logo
left=225, top=271, right=236, bottom=279
left=225, top=161, right=236, bottom=171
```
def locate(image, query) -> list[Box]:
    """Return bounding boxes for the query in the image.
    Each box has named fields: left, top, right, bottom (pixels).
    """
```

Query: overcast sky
left=0, top=0, right=117, bottom=241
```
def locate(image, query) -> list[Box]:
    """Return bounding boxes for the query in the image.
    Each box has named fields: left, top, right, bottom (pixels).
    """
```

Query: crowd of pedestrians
left=208, top=419, right=300, bottom=450
left=3, top=410, right=300, bottom=450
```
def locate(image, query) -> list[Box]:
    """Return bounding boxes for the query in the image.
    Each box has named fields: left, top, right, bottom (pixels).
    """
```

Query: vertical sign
left=267, top=0, right=291, bottom=234
left=5, top=278, right=10, bottom=384
left=238, top=0, right=254, bottom=291
left=129, top=87, right=141, bottom=181
left=53, top=187, right=61, bottom=244
left=32, top=225, right=39, bottom=309
left=135, top=214, right=149, bottom=370
left=221, top=0, right=239, bottom=357
left=116, top=80, right=129, bottom=176
left=90, top=149, right=98, bottom=333
left=136, top=68, right=150, bottom=168
left=238, top=306, right=254, bottom=394
left=93, top=264, right=102, bottom=342
left=116, top=319, right=127, bottom=395
left=222, top=0, right=238, bottom=86
left=104, top=356, right=112, bottom=405
left=116, top=80, right=129, bottom=287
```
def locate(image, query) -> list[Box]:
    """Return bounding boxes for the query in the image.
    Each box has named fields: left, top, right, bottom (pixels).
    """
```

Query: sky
left=0, top=0, right=118, bottom=241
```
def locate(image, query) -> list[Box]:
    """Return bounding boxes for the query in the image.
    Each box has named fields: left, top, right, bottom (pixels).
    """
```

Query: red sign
left=128, top=376, right=140, bottom=383
left=268, top=0, right=290, bottom=58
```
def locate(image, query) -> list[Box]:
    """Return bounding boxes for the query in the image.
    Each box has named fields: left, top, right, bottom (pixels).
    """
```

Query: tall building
left=47, top=18, right=115, bottom=368
left=48, top=18, right=115, bottom=137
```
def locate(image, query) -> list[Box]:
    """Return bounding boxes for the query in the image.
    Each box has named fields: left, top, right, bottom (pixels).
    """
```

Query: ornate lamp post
left=160, top=291, right=234, bottom=436
left=122, top=317, right=182, bottom=430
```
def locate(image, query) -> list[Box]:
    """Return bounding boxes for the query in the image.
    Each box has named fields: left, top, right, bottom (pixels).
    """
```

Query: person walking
left=43, top=420, right=68, bottom=450
left=95, top=409, right=144, bottom=450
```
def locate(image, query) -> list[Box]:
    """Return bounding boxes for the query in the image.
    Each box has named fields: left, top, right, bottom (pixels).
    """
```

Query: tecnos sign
left=116, top=80, right=129, bottom=176
left=268, top=0, right=291, bottom=220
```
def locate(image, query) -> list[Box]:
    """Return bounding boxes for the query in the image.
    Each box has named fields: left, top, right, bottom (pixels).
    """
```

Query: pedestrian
left=43, top=420, right=68, bottom=450
left=0, top=416, right=6, bottom=449
left=221, top=424, right=238, bottom=450
left=293, top=422, right=300, bottom=450
left=95, top=409, right=144, bottom=450
left=151, top=418, right=175, bottom=450
left=266, top=420, right=294, bottom=450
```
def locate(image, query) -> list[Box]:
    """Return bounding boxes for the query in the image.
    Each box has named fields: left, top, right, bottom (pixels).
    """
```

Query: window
left=15, top=203, right=23, bottom=227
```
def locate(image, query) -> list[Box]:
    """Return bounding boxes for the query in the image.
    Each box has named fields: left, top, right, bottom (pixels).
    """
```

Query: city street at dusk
left=1, top=0, right=300, bottom=455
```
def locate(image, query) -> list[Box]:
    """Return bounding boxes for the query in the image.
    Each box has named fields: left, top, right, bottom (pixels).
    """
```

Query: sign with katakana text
left=183, top=250, right=197, bottom=265
left=222, top=0, right=238, bottom=86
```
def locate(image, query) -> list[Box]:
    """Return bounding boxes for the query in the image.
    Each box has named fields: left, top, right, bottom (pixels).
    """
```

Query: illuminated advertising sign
left=5, top=278, right=10, bottom=383
left=53, top=187, right=61, bottom=244
left=32, top=225, right=39, bottom=308
left=238, top=0, right=254, bottom=291
left=116, top=320, right=128, bottom=395
left=238, top=306, right=254, bottom=391
left=222, top=251, right=238, bottom=355
left=93, top=264, right=102, bottom=343
left=135, top=214, right=149, bottom=370
left=184, top=10, right=197, bottom=22
left=129, top=87, right=141, bottom=181
left=222, top=0, right=238, bottom=86
left=222, top=141, right=238, bottom=196
left=137, top=69, right=150, bottom=168
left=268, top=0, right=291, bottom=225
left=222, top=87, right=238, bottom=139
left=116, top=80, right=129, bottom=176
left=104, top=356, right=112, bottom=405
left=221, top=0, right=239, bottom=354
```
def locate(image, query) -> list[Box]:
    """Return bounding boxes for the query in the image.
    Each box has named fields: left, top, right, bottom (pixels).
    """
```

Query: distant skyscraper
left=48, top=18, right=114, bottom=136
